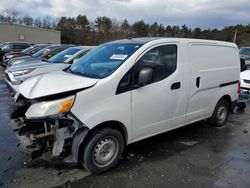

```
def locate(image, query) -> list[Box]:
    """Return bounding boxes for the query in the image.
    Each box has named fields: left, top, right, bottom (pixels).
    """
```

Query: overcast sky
left=1, top=0, right=250, bottom=29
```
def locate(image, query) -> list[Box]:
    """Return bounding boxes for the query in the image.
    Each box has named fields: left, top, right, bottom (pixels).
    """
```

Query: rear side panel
left=186, top=43, right=240, bottom=123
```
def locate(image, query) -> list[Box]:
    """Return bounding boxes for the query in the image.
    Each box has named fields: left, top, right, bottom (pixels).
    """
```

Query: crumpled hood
left=8, top=61, right=51, bottom=72
left=19, top=70, right=99, bottom=99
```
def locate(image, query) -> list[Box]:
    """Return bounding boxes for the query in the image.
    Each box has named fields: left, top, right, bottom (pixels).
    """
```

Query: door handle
left=196, top=77, right=200, bottom=88
left=171, top=82, right=181, bottom=90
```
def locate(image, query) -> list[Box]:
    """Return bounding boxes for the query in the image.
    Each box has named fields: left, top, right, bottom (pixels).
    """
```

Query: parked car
left=239, top=47, right=250, bottom=65
left=1, top=44, right=50, bottom=67
left=5, top=46, right=96, bottom=92
left=240, top=70, right=250, bottom=91
left=0, top=42, right=31, bottom=61
left=7, top=44, right=74, bottom=67
left=240, top=59, right=250, bottom=90
left=11, top=38, right=240, bottom=174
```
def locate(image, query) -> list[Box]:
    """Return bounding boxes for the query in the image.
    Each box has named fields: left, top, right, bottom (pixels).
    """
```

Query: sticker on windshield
left=64, top=55, right=72, bottom=58
left=110, top=54, right=128, bottom=60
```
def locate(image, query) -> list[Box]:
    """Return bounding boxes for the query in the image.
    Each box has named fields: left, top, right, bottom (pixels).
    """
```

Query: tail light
left=238, top=81, right=241, bottom=94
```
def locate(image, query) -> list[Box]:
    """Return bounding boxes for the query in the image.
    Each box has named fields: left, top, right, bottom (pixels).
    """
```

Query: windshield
left=21, top=46, right=34, bottom=53
left=48, top=47, right=81, bottom=63
left=32, top=48, right=49, bottom=58
left=1, top=44, right=12, bottom=51
left=239, top=48, right=250, bottom=56
left=67, top=43, right=142, bottom=79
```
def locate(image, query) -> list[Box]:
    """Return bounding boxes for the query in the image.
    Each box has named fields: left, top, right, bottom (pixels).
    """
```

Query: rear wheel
left=208, top=99, right=229, bottom=127
left=79, top=128, right=124, bottom=174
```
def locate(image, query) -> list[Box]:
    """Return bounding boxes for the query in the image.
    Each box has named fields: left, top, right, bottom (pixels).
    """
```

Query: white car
left=240, top=69, right=250, bottom=90
left=5, top=46, right=96, bottom=92
left=11, top=38, right=240, bottom=174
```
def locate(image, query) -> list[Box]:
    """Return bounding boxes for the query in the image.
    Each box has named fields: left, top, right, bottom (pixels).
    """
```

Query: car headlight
left=25, top=96, right=75, bottom=118
left=11, top=69, right=35, bottom=76
left=6, top=55, right=14, bottom=59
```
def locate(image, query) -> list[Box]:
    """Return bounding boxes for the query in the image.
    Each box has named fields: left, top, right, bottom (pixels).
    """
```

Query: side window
left=1, top=44, right=13, bottom=51
left=47, top=48, right=64, bottom=57
left=14, top=45, right=26, bottom=50
left=135, top=45, right=177, bottom=84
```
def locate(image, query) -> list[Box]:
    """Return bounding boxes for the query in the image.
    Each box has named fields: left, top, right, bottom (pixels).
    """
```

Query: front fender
left=67, top=127, right=89, bottom=163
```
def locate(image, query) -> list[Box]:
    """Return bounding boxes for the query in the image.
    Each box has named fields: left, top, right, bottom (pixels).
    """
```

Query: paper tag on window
left=64, top=55, right=72, bottom=58
left=110, top=54, right=128, bottom=60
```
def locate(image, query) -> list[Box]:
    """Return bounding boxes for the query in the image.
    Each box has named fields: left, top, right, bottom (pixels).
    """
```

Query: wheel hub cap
left=93, top=137, right=118, bottom=167
left=217, top=106, right=227, bottom=123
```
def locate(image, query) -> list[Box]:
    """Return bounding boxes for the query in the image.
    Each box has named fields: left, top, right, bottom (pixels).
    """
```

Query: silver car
left=5, top=46, right=96, bottom=93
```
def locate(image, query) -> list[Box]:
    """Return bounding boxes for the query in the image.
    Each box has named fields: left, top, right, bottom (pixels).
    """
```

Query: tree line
left=1, top=9, right=250, bottom=46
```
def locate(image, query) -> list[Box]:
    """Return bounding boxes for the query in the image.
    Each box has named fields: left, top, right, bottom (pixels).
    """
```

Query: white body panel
left=20, top=38, right=240, bottom=145
left=240, top=70, right=250, bottom=90
left=131, top=43, right=187, bottom=141
left=186, top=43, right=240, bottom=122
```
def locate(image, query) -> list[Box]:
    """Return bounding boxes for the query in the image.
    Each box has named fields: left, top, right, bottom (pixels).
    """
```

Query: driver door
left=131, top=44, right=187, bottom=141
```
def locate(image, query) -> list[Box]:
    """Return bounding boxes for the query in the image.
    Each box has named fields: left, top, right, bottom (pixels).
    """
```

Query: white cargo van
left=11, top=38, right=240, bottom=174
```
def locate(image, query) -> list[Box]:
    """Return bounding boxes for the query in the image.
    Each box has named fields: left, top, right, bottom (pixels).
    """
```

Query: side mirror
left=137, top=67, right=153, bottom=86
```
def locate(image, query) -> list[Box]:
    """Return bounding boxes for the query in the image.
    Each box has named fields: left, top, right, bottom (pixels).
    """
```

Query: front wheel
left=208, top=99, right=229, bottom=127
left=79, top=128, right=124, bottom=174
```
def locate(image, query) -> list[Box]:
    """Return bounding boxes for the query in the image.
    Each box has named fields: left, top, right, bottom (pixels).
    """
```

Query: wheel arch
left=86, top=120, right=128, bottom=145
left=219, top=94, right=232, bottom=109
left=72, top=120, right=128, bottom=163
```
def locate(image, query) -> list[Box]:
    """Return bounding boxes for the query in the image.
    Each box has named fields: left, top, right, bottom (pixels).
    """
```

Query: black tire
left=208, top=99, right=229, bottom=127
left=79, top=128, right=124, bottom=174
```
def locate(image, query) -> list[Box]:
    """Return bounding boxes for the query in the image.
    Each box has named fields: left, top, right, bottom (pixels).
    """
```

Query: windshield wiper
left=68, top=68, right=98, bottom=78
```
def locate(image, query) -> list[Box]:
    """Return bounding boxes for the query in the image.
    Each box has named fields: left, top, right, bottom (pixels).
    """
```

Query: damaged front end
left=11, top=93, right=85, bottom=161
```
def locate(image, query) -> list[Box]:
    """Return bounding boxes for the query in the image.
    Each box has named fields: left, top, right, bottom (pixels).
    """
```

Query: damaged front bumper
left=11, top=96, right=87, bottom=162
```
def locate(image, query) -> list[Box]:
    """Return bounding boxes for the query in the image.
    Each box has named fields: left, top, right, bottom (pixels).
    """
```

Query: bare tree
left=4, top=9, right=18, bottom=23
left=23, top=16, right=33, bottom=26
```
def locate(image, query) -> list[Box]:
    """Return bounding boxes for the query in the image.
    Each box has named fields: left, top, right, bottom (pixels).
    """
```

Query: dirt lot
left=0, top=66, right=250, bottom=188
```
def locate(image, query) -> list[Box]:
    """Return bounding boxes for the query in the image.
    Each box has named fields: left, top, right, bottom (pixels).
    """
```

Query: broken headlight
left=25, top=95, right=75, bottom=118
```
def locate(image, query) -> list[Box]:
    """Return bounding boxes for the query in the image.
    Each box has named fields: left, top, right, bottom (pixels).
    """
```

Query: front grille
left=243, top=79, right=250, bottom=84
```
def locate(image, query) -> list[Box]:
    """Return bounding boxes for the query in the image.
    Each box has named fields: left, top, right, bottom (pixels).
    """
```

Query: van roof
left=109, top=37, right=237, bottom=47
